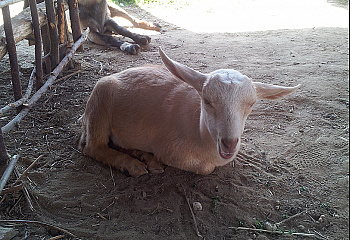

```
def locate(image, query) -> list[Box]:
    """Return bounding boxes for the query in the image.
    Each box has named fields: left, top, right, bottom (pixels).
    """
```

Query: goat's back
left=86, top=65, right=202, bottom=155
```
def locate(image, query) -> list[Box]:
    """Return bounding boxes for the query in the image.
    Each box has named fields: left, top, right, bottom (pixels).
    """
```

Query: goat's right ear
left=159, top=47, right=207, bottom=92
left=253, top=82, right=300, bottom=100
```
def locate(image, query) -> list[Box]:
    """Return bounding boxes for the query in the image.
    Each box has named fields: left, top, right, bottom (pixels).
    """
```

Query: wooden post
left=68, top=0, right=83, bottom=52
left=41, top=23, right=51, bottom=74
left=2, top=5, right=22, bottom=111
left=29, top=0, right=44, bottom=90
left=57, top=0, right=65, bottom=45
left=45, top=0, right=59, bottom=70
left=0, top=127, right=9, bottom=167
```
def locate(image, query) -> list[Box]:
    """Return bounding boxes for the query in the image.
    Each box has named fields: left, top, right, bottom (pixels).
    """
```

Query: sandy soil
left=0, top=1, right=349, bottom=239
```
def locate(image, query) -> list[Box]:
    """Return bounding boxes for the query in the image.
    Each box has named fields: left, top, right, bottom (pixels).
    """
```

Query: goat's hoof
left=125, top=44, right=140, bottom=55
left=136, top=35, right=151, bottom=45
left=148, top=164, right=164, bottom=174
left=128, top=161, right=148, bottom=177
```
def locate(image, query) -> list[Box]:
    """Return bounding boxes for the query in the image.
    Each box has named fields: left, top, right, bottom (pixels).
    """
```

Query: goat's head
left=159, top=48, right=299, bottom=163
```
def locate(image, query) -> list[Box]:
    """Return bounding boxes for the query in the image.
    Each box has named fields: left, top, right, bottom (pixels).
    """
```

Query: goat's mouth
left=218, top=144, right=236, bottom=159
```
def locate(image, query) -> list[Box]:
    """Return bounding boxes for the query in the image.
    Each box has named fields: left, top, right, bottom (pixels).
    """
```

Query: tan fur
left=79, top=48, right=300, bottom=177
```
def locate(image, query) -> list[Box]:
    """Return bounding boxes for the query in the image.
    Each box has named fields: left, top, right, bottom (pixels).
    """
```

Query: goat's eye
left=203, top=99, right=212, bottom=107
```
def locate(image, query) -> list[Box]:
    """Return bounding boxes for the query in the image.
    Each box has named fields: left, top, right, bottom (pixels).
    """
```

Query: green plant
left=254, top=220, right=265, bottom=230
left=111, top=0, right=137, bottom=6
left=211, top=196, right=220, bottom=212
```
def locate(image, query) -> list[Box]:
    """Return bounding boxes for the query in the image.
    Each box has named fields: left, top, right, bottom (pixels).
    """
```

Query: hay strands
left=229, top=226, right=326, bottom=239
left=0, top=219, right=77, bottom=238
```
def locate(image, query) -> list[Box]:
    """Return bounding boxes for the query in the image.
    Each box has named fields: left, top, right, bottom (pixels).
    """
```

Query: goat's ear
left=159, top=47, right=207, bottom=92
left=253, top=82, right=300, bottom=100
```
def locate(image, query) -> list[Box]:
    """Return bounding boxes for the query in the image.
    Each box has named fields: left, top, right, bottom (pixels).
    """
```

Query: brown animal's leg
left=104, top=19, right=151, bottom=45
left=131, top=150, right=164, bottom=174
left=107, top=2, right=161, bottom=31
left=89, top=31, right=140, bottom=55
left=84, top=143, right=148, bottom=177
left=82, top=118, right=148, bottom=177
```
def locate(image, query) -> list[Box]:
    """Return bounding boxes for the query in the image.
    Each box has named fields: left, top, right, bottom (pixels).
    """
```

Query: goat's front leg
left=104, top=18, right=151, bottom=45
left=83, top=143, right=149, bottom=177
left=130, top=150, right=164, bottom=174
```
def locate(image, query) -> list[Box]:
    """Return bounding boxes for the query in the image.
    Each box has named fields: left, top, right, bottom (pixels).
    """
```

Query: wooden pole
left=29, top=0, right=44, bottom=90
left=0, top=127, right=9, bottom=166
left=68, top=0, right=83, bottom=52
left=2, top=5, right=22, bottom=111
left=41, top=23, right=51, bottom=74
left=45, top=0, right=59, bottom=70
left=57, top=0, right=65, bottom=45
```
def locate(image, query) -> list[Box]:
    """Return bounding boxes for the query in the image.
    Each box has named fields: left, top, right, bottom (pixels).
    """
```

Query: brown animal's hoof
left=127, top=160, right=148, bottom=177
left=148, top=164, right=165, bottom=174
left=121, top=43, right=140, bottom=55
left=144, top=156, right=164, bottom=174
left=136, top=35, right=151, bottom=45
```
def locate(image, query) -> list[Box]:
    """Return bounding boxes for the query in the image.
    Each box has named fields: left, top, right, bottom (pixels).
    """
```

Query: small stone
left=193, top=201, right=203, bottom=211
left=298, top=224, right=306, bottom=230
left=265, top=222, right=277, bottom=231
left=318, top=214, right=326, bottom=223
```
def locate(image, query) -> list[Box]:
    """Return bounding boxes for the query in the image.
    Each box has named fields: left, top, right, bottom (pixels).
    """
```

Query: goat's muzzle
left=218, top=138, right=239, bottom=159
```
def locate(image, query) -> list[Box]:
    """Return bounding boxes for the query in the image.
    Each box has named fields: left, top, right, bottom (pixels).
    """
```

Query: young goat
left=78, top=0, right=159, bottom=54
left=79, top=48, right=300, bottom=177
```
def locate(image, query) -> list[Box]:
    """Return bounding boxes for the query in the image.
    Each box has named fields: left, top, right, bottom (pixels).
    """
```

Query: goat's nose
left=221, top=138, right=239, bottom=153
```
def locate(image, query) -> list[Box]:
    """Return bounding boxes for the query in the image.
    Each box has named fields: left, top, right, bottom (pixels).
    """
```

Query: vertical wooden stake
left=2, top=5, right=22, bottom=111
left=29, top=0, right=44, bottom=90
left=0, top=127, right=9, bottom=168
left=45, top=0, right=59, bottom=70
left=68, top=0, right=83, bottom=52
left=41, top=23, right=51, bottom=74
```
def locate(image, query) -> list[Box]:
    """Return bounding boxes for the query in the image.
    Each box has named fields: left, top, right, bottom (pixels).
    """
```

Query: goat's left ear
left=159, top=47, right=208, bottom=92
left=253, top=82, right=300, bottom=100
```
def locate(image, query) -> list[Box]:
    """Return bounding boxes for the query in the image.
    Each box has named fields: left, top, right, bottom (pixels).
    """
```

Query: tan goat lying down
left=79, top=48, right=299, bottom=177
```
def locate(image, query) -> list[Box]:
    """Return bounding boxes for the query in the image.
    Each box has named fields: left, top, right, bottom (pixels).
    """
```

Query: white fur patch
left=120, top=42, right=131, bottom=51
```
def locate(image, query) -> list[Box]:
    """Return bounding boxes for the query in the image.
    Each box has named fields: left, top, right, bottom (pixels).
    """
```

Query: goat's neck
left=199, top=107, right=215, bottom=147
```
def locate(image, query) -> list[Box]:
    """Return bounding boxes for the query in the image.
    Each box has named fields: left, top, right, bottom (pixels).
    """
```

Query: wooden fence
left=0, top=0, right=89, bottom=193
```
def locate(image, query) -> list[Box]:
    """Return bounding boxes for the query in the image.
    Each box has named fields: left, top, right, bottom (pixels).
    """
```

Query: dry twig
left=14, top=168, right=34, bottom=211
left=0, top=183, right=23, bottom=194
left=229, top=226, right=318, bottom=238
left=0, top=219, right=77, bottom=238
left=179, top=184, right=203, bottom=238
left=14, top=155, right=44, bottom=185
left=55, top=69, right=82, bottom=84
left=275, top=210, right=307, bottom=227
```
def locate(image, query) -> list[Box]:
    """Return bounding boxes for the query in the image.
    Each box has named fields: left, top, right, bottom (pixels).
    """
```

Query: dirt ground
left=0, top=1, right=349, bottom=240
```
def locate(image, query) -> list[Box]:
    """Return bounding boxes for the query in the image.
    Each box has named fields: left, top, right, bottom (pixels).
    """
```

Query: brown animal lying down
left=79, top=48, right=299, bottom=177
left=78, top=0, right=161, bottom=54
